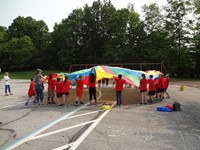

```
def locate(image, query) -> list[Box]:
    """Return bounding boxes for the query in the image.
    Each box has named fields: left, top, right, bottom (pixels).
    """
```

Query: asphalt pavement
left=0, top=80, right=200, bottom=150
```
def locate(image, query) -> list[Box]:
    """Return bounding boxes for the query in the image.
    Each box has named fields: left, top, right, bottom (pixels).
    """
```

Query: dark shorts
left=140, top=90, right=147, bottom=93
left=157, top=88, right=164, bottom=93
left=56, top=93, right=62, bottom=98
left=163, top=88, right=167, bottom=92
left=148, top=90, right=156, bottom=96
left=62, top=92, right=69, bottom=96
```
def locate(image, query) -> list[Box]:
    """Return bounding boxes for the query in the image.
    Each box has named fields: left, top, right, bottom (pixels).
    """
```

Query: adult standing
left=113, top=74, right=126, bottom=107
left=34, top=69, right=45, bottom=105
left=88, top=68, right=97, bottom=105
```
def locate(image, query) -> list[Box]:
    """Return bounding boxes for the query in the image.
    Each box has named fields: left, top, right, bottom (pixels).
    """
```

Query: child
left=113, top=74, right=126, bottom=107
left=88, top=68, right=97, bottom=105
left=75, top=75, right=84, bottom=106
left=47, top=74, right=56, bottom=104
left=61, top=76, right=72, bottom=106
left=3, top=72, right=13, bottom=96
left=26, top=78, right=36, bottom=105
left=105, top=78, right=109, bottom=87
left=154, top=77, right=159, bottom=98
left=55, top=77, right=63, bottom=106
left=156, top=73, right=164, bottom=100
left=147, top=75, right=156, bottom=103
left=140, top=73, right=147, bottom=104
left=163, top=74, right=170, bottom=98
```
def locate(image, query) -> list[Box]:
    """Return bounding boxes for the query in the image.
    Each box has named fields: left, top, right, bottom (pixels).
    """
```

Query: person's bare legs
left=62, top=94, right=66, bottom=106
left=140, top=92, right=144, bottom=104
left=144, top=92, right=147, bottom=104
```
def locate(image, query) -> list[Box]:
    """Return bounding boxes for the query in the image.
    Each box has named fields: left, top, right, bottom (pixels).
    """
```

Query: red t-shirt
left=76, top=79, right=84, bottom=89
left=164, top=78, right=170, bottom=88
left=55, top=81, right=63, bottom=94
left=48, top=79, right=55, bottom=90
left=28, top=81, right=35, bottom=96
left=114, top=78, right=126, bottom=91
left=157, top=77, right=164, bottom=89
left=154, top=79, right=158, bottom=90
left=88, top=76, right=96, bottom=87
left=62, top=80, right=72, bottom=93
left=147, top=78, right=156, bottom=91
left=140, top=78, right=147, bottom=91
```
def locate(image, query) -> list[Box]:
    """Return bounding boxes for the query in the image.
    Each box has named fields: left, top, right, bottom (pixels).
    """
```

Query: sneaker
left=75, top=101, right=78, bottom=107
left=80, top=101, right=84, bottom=105
left=52, top=101, right=56, bottom=104
left=166, top=96, right=170, bottom=98
left=5, top=94, right=9, bottom=96
left=25, top=101, right=28, bottom=106
left=148, top=99, right=153, bottom=103
left=10, top=93, right=13, bottom=95
left=33, top=100, right=36, bottom=104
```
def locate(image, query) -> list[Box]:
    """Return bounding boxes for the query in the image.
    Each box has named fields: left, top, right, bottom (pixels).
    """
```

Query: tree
left=163, top=0, right=193, bottom=76
left=8, top=16, right=49, bottom=68
left=2, top=36, right=35, bottom=70
left=141, top=3, right=168, bottom=63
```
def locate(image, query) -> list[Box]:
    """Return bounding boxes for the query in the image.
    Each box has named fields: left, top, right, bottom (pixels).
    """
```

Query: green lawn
left=0, top=70, right=66, bottom=79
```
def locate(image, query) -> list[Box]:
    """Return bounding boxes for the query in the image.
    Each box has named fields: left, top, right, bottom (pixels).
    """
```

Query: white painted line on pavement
left=52, top=142, right=75, bottom=150
left=29, top=120, right=96, bottom=140
left=0, top=102, right=25, bottom=109
left=53, top=101, right=116, bottom=150
left=3, top=102, right=89, bottom=150
left=69, top=101, right=116, bottom=150
left=63, top=110, right=103, bottom=120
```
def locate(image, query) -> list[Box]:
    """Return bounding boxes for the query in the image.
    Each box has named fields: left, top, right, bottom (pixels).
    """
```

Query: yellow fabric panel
left=96, top=70, right=113, bottom=81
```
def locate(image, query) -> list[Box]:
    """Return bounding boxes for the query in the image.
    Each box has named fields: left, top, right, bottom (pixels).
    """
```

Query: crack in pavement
left=0, top=107, right=37, bottom=147
left=0, top=107, right=37, bottom=128
left=67, top=111, right=104, bottom=150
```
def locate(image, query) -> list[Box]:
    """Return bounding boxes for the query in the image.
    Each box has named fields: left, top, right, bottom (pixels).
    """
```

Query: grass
left=0, top=70, right=65, bottom=79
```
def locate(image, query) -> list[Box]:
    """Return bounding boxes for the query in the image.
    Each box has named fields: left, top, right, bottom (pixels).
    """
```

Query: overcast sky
left=0, top=0, right=167, bottom=32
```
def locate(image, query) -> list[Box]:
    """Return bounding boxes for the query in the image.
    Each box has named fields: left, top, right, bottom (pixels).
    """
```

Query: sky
left=0, top=0, right=167, bottom=32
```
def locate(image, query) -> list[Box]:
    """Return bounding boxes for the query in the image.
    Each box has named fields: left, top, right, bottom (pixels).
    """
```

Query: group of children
left=139, top=73, right=170, bottom=105
left=27, top=71, right=85, bottom=106
left=1, top=69, right=169, bottom=107
left=27, top=69, right=170, bottom=107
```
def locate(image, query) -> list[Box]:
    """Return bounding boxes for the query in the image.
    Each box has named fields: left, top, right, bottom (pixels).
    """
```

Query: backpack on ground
left=173, top=101, right=182, bottom=111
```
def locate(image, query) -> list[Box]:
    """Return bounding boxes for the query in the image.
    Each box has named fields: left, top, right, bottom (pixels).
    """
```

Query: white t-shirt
left=3, top=76, right=10, bottom=85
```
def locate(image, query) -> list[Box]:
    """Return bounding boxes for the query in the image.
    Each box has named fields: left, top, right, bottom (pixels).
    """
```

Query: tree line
left=0, top=0, right=200, bottom=77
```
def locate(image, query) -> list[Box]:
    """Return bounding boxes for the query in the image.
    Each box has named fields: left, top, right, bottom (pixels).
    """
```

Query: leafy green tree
left=141, top=3, right=168, bottom=63
left=8, top=16, right=49, bottom=68
left=0, top=26, right=9, bottom=69
left=163, top=0, right=193, bottom=76
left=3, top=36, right=35, bottom=70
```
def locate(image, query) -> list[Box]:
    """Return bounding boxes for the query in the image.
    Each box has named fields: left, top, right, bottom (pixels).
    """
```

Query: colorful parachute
left=45, top=66, right=161, bottom=87
left=69, top=66, right=161, bottom=87
left=145, top=70, right=161, bottom=79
